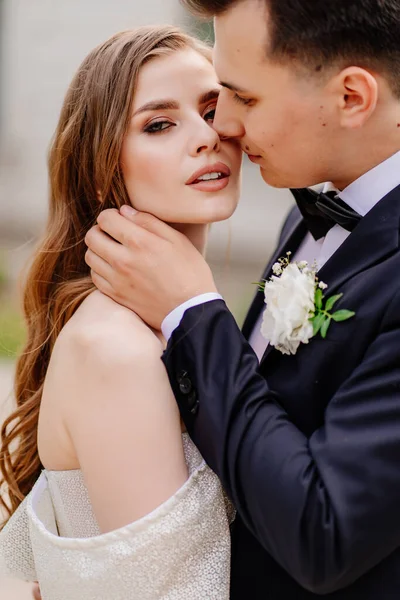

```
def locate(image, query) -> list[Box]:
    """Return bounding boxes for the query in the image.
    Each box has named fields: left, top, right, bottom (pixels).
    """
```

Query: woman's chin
left=161, top=189, right=240, bottom=225
left=167, top=203, right=238, bottom=225
left=189, top=208, right=237, bottom=224
left=199, top=196, right=240, bottom=223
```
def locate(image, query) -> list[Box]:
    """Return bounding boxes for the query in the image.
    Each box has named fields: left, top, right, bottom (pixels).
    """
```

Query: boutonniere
left=256, top=253, right=355, bottom=356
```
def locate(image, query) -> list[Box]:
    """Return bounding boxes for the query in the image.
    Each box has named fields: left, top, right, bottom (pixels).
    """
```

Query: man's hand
left=85, top=207, right=217, bottom=330
left=32, top=583, right=42, bottom=600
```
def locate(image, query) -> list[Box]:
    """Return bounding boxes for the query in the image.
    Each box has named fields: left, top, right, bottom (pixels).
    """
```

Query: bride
left=0, top=25, right=241, bottom=599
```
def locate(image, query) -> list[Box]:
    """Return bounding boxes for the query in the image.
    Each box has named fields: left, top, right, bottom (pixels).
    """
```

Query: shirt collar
left=322, top=150, right=400, bottom=217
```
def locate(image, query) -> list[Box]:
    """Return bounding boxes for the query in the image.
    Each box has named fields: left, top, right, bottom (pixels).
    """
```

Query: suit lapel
left=259, top=183, right=400, bottom=367
left=242, top=211, right=307, bottom=340
left=316, top=183, right=400, bottom=297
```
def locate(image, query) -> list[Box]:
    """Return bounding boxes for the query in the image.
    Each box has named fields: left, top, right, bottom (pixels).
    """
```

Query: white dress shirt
left=162, top=150, right=400, bottom=358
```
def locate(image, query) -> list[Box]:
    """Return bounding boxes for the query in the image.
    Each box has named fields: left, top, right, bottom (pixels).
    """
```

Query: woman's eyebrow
left=133, top=100, right=179, bottom=116
left=199, top=89, right=220, bottom=104
left=133, top=89, right=220, bottom=117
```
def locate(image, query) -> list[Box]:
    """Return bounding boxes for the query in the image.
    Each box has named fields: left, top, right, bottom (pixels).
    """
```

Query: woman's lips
left=186, top=161, right=231, bottom=192
left=186, top=161, right=231, bottom=184
left=188, top=176, right=230, bottom=192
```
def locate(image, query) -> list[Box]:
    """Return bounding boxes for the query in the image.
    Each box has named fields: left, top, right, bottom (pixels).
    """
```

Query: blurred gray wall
left=0, top=0, right=294, bottom=318
left=0, top=0, right=186, bottom=235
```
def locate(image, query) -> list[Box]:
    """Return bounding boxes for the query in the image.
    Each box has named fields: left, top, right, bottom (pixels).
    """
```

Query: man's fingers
left=120, top=206, right=179, bottom=243
left=85, top=225, right=126, bottom=267
left=96, top=209, right=159, bottom=248
left=85, top=248, right=114, bottom=282
left=90, top=270, right=121, bottom=301
left=32, top=583, right=42, bottom=600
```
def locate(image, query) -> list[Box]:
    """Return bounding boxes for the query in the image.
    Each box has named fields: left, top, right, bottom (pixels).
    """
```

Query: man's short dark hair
left=182, top=0, right=400, bottom=97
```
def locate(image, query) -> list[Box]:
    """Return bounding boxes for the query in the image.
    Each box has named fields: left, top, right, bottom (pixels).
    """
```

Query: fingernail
left=120, top=205, right=137, bottom=217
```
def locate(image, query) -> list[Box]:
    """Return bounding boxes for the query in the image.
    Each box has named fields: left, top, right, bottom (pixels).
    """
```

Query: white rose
left=261, top=263, right=315, bottom=355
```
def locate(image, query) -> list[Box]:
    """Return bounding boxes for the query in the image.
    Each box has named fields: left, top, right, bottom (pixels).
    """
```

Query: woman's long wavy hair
left=0, top=25, right=211, bottom=526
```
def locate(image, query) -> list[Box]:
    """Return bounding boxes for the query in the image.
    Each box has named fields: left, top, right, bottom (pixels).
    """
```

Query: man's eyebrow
left=133, top=100, right=179, bottom=117
left=219, top=81, right=247, bottom=93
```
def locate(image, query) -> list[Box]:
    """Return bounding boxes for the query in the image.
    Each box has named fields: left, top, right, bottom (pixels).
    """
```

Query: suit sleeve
left=161, top=291, right=400, bottom=594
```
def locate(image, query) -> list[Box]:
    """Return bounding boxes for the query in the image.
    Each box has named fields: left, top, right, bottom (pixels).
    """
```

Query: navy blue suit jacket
left=162, top=184, right=400, bottom=598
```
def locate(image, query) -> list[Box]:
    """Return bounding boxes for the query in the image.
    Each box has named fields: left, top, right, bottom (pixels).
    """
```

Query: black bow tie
left=290, top=187, right=362, bottom=240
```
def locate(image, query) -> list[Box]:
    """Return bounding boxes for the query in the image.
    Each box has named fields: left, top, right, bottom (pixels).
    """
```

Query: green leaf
left=321, top=317, right=331, bottom=339
left=332, top=309, right=356, bottom=322
left=315, top=288, right=323, bottom=310
left=325, top=293, right=343, bottom=312
left=311, top=313, right=325, bottom=336
left=252, top=280, right=265, bottom=291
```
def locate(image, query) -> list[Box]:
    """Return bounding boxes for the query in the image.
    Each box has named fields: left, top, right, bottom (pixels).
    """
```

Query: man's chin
left=259, top=166, right=324, bottom=190
left=259, top=166, right=290, bottom=189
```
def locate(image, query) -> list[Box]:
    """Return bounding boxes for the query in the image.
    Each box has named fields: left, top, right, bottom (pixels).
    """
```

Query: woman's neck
left=152, top=223, right=208, bottom=346
left=170, top=223, right=208, bottom=256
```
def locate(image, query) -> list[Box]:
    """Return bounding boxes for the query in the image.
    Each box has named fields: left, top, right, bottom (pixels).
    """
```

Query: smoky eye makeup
left=143, top=120, right=175, bottom=134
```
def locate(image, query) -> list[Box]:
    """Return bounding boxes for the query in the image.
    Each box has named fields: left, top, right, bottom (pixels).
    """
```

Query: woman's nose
left=196, top=138, right=220, bottom=154
left=191, top=122, right=221, bottom=156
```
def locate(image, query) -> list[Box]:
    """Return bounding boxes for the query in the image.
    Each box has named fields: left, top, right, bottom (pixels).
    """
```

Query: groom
left=84, top=0, right=400, bottom=597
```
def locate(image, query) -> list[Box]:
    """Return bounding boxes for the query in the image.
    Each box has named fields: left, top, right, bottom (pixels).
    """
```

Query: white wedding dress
left=0, top=434, right=233, bottom=599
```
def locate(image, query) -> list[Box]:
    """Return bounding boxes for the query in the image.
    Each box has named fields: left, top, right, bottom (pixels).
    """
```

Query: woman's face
left=120, top=48, right=242, bottom=224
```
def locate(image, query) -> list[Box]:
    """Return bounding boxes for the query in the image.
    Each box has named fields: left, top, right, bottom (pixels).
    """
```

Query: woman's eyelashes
left=203, top=103, right=217, bottom=122
left=143, top=103, right=218, bottom=134
left=144, top=120, right=174, bottom=134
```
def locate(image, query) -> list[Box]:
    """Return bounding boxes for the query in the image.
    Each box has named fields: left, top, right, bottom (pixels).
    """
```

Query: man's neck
left=332, top=145, right=400, bottom=191
left=332, top=102, right=400, bottom=190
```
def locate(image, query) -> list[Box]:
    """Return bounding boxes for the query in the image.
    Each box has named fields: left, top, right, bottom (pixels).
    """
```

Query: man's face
left=213, top=0, right=340, bottom=188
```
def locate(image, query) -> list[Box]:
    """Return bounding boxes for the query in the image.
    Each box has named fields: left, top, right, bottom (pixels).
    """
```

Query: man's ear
left=335, top=67, right=378, bottom=129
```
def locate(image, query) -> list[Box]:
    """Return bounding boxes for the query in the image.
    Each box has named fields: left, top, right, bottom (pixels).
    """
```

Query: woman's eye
left=144, top=120, right=173, bottom=134
left=233, top=94, right=253, bottom=106
left=204, top=107, right=216, bottom=123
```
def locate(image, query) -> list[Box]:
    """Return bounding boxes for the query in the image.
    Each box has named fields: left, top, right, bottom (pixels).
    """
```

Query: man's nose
left=213, top=93, right=245, bottom=140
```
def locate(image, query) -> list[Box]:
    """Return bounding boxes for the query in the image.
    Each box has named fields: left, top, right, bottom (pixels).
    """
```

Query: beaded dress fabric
left=0, top=434, right=232, bottom=599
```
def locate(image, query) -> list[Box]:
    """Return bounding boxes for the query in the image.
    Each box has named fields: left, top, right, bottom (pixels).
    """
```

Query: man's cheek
left=247, top=116, right=271, bottom=150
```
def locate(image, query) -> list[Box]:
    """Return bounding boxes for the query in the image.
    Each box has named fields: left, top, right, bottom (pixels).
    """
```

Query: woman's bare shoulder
left=42, top=290, right=163, bottom=417
left=58, top=290, right=163, bottom=363
left=39, top=291, right=165, bottom=469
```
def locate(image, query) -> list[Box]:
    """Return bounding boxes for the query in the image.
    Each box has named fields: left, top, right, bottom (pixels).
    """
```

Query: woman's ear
left=96, top=190, right=103, bottom=203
